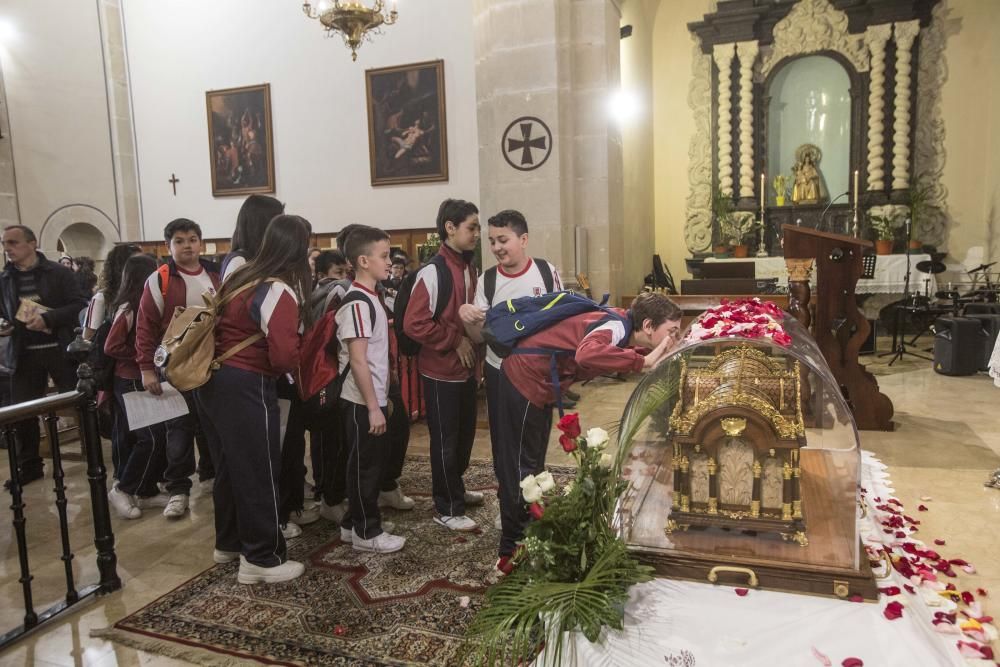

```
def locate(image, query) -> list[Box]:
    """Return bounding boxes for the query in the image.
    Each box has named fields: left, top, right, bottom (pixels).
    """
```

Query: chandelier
left=301, top=1, right=398, bottom=61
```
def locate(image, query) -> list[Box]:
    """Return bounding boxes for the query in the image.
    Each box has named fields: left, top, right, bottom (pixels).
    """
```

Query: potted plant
left=773, top=174, right=789, bottom=206
left=712, top=186, right=737, bottom=257
left=869, top=215, right=896, bottom=255
left=720, top=213, right=760, bottom=258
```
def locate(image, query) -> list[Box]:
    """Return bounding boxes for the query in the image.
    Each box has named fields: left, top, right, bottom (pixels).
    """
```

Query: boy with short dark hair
left=135, top=218, right=220, bottom=518
left=403, top=198, right=482, bottom=532
left=493, top=291, right=683, bottom=572
left=336, top=226, right=406, bottom=553
left=314, top=250, right=349, bottom=282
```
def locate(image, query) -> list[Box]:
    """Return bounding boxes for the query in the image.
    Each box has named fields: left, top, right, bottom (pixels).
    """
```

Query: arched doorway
left=39, top=204, right=119, bottom=263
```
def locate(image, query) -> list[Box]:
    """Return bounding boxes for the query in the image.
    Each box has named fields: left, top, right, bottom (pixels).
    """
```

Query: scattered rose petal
left=933, top=539, right=946, bottom=546
left=904, top=584, right=915, bottom=594
left=735, top=588, right=749, bottom=596
left=849, top=594, right=864, bottom=603
left=977, top=588, right=988, bottom=597
left=841, top=659, right=863, bottom=667
left=811, top=646, right=832, bottom=666
left=917, top=505, right=928, bottom=512
left=961, top=591, right=975, bottom=605
left=883, top=601, right=904, bottom=620
left=920, top=495, right=933, bottom=501
left=459, top=595, right=470, bottom=608
left=879, top=586, right=901, bottom=596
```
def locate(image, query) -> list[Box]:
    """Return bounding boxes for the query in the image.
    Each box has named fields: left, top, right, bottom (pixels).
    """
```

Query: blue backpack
left=482, top=291, right=630, bottom=414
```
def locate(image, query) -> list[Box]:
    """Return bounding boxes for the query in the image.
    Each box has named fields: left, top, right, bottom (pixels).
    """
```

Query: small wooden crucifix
left=168, top=173, right=179, bottom=195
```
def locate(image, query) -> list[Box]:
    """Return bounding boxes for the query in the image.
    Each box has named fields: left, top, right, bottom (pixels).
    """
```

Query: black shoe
left=564, top=389, right=581, bottom=402
left=4, top=468, right=43, bottom=491
left=561, top=398, right=577, bottom=410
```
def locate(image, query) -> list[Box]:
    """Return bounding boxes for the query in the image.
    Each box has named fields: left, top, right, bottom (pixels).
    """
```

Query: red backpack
left=296, top=291, right=375, bottom=425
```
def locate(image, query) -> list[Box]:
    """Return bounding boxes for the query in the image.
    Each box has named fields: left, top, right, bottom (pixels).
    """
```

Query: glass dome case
left=616, top=300, right=877, bottom=600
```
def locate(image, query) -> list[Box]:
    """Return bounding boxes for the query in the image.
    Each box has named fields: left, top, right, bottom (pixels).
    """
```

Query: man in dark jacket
left=0, top=225, right=87, bottom=486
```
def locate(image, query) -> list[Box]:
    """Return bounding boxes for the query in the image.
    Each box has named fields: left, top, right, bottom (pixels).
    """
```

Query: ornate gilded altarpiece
left=618, top=314, right=879, bottom=600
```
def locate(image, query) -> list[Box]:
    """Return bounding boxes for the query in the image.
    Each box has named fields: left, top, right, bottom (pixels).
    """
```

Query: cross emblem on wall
left=501, top=116, right=553, bottom=171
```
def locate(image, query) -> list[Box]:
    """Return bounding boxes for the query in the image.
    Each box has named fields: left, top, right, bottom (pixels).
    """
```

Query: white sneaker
left=352, top=531, right=406, bottom=554
left=434, top=514, right=477, bottom=532
left=320, top=500, right=348, bottom=524
left=213, top=548, right=240, bottom=564
left=163, top=494, right=189, bottom=518
left=281, top=521, right=302, bottom=539
left=136, top=492, right=170, bottom=509
left=494, top=512, right=502, bottom=530
left=108, top=484, right=140, bottom=520
left=378, top=487, right=415, bottom=510
left=340, top=526, right=354, bottom=541
left=237, top=556, right=304, bottom=584
left=464, top=490, right=485, bottom=506
left=291, top=501, right=320, bottom=525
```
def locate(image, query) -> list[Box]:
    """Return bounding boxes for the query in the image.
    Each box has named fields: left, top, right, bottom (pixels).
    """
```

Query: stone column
left=713, top=43, right=736, bottom=196
left=97, top=0, right=142, bottom=241
left=0, top=62, right=19, bottom=228
left=864, top=24, right=892, bottom=193
left=736, top=41, right=758, bottom=202
left=473, top=0, right=624, bottom=298
left=891, top=20, right=920, bottom=192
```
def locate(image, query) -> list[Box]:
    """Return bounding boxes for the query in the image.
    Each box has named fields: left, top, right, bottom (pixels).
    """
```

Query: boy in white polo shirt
left=458, top=209, right=560, bottom=535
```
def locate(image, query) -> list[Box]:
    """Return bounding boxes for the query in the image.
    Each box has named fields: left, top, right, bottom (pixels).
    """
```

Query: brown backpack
left=153, top=281, right=265, bottom=392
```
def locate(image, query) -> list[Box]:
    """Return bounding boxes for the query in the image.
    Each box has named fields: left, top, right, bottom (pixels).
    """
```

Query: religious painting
left=205, top=83, right=275, bottom=196
left=365, top=60, right=448, bottom=186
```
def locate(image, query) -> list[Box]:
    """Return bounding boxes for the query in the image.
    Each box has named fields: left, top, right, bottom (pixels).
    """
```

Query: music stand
left=878, top=220, right=932, bottom=365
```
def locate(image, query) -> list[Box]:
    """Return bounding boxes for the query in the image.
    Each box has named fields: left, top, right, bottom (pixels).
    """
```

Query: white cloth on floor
left=989, top=334, right=1000, bottom=387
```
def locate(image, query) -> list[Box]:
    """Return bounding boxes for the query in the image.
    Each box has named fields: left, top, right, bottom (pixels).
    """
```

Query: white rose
left=599, top=452, right=613, bottom=469
left=586, top=427, right=610, bottom=451
left=519, top=474, right=537, bottom=490
left=522, top=484, right=543, bottom=504
left=535, top=471, right=556, bottom=492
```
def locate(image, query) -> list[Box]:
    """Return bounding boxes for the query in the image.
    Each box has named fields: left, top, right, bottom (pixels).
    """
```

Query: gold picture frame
left=365, top=60, right=449, bottom=186
left=205, top=83, right=276, bottom=197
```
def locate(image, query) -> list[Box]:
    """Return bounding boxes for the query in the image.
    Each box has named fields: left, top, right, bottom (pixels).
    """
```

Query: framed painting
left=365, top=60, right=448, bottom=186
left=206, top=83, right=275, bottom=196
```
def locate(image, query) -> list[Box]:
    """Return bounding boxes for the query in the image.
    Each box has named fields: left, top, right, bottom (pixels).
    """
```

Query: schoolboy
left=335, top=226, right=406, bottom=553
left=135, top=218, right=220, bottom=518
left=459, top=209, right=561, bottom=528
left=494, top=291, right=683, bottom=571
left=403, top=198, right=482, bottom=531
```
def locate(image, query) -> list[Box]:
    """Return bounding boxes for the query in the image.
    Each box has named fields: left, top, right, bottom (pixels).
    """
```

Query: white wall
left=122, top=0, right=480, bottom=241
left=0, top=0, right=121, bottom=253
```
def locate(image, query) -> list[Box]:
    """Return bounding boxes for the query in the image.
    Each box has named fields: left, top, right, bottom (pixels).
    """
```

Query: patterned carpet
left=94, top=457, right=571, bottom=666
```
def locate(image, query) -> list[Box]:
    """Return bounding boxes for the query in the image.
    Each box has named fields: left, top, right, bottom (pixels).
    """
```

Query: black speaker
left=933, top=316, right=988, bottom=376
left=965, top=313, right=1000, bottom=370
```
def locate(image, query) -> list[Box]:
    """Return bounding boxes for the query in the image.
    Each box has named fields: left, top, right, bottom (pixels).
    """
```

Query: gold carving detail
left=721, top=416, right=747, bottom=436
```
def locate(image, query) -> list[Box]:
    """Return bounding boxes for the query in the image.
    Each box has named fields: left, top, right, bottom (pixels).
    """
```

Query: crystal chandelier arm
left=301, top=1, right=318, bottom=19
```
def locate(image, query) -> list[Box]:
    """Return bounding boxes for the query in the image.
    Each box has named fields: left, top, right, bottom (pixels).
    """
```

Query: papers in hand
left=122, top=382, right=189, bottom=430
left=16, top=299, right=51, bottom=330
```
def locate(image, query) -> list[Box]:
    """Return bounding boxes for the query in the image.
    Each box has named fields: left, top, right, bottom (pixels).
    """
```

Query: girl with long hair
left=195, top=214, right=312, bottom=584
left=83, top=243, right=141, bottom=341
left=221, top=194, right=285, bottom=281
left=105, top=254, right=170, bottom=520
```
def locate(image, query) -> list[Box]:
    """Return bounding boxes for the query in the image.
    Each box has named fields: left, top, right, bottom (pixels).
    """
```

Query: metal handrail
left=0, top=391, right=83, bottom=425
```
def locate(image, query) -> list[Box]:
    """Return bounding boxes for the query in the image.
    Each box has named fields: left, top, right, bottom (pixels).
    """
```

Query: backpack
left=152, top=281, right=263, bottom=392
left=88, top=318, right=116, bottom=391
left=297, top=291, right=376, bottom=426
left=481, top=291, right=629, bottom=415
left=483, top=258, right=555, bottom=304
left=393, top=254, right=452, bottom=357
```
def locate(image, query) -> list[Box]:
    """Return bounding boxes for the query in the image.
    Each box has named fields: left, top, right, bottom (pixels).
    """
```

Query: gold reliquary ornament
left=665, top=345, right=806, bottom=543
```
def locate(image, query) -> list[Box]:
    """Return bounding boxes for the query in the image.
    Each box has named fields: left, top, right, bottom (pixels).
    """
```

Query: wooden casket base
left=623, top=445, right=878, bottom=601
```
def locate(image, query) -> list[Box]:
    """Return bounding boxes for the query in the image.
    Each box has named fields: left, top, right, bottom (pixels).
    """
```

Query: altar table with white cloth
left=549, top=452, right=967, bottom=666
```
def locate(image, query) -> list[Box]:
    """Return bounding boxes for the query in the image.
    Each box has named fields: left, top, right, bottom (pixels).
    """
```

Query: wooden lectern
left=783, top=225, right=894, bottom=430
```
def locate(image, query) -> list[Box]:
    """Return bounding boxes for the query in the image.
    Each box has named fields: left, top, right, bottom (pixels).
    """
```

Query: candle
left=853, top=169, right=859, bottom=207
left=760, top=173, right=766, bottom=211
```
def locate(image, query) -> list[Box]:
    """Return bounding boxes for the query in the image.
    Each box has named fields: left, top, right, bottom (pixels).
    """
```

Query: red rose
left=529, top=502, right=545, bottom=520
left=557, top=413, right=581, bottom=438
left=559, top=434, right=578, bottom=453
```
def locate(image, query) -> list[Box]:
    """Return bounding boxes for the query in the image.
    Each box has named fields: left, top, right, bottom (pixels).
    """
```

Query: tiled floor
left=1, top=344, right=998, bottom=666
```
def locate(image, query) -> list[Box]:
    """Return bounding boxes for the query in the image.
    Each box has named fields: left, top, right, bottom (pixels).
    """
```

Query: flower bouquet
left=465, top=413, right=653, bottom=665
left=686, top=297, right=792, bottom=347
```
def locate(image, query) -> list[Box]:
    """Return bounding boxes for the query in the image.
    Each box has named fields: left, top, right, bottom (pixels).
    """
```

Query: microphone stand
left=819, top=191, right=849, bottom=232
left=879, top=217, right=932, bottom=365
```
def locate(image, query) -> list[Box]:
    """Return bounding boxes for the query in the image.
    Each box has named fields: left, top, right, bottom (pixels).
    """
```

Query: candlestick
left=760, top=173, right=766, bottom=211
left=853, top=169, right=859, bottom=207
left=756, top=211, right=768, bottom=257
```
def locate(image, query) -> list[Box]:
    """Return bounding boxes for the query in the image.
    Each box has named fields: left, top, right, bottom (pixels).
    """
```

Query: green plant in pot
left=719, top=212, right=760, bottom=258
left=712, top=186, right=736, bottom=257
left=773, top=174, right=789, bottom=206
left=869, top=215, right=896, bottom=255
left=908, top=177, right=933, bottom=250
